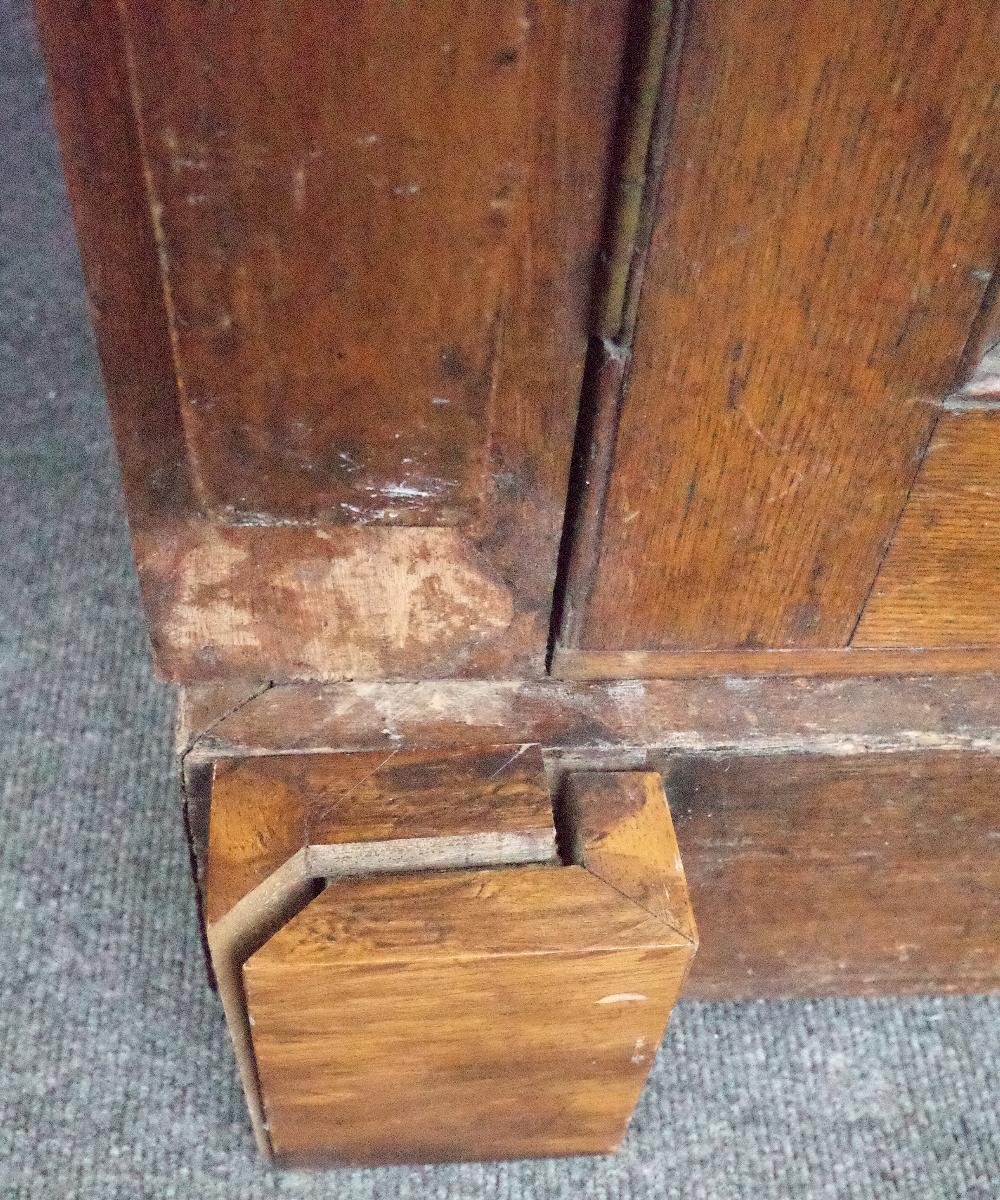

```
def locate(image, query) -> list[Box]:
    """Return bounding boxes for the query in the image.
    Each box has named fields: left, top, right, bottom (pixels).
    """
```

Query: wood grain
left=207, top=744, right=555, bottom=923
left=206, top=760, right=694, bottom=1163
left=568, top=0, right=1000, bottom=653
left=37, top=0, right=633, bottom=682
left=552, top=647, right=1000, bottom=680
left=562, top=772, right=697, bottom=942
left=187, top=681, right=998, bottom=998
left=30, top=0, right=192, bottom=528
left=138, top=522, right=520, bottom=682
left=181, top=676, right=1000, bottom=1001
left=245, top=862, right=694, bottom=1164
left=121, top=1, right=535, bottom=526
left=205, top=743, right=557, bottom=1155
left=183, top=675, right=1000, bottom=765
left=854, top=413, right=1000, bottom=647
left=669, top=752, right=1000, bottom=998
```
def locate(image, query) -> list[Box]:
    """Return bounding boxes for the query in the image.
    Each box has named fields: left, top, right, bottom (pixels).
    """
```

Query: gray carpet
left=2, top=1, right=999, bottom=1195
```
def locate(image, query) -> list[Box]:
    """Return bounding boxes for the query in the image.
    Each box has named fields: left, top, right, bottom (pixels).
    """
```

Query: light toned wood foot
left=204, top=747, right=695, bottom=1166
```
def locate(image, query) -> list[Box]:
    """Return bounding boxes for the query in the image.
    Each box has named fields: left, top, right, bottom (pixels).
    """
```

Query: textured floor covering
left=2, top=1, right=999, bottom=1196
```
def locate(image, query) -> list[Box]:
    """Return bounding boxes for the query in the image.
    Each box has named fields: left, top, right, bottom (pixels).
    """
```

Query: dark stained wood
left=36, top=0, right=634, bottom=682
left=117, top=2, right=557, bottom=525
left=556, top=341, right=630, bottom=648
left=668, top=752, right=1000, bottom=998
left=854, top=413, right=1000, bottom=647
left=566, top=0, right=1000, bottom=655
left=30, top=0, right=191, bottom=526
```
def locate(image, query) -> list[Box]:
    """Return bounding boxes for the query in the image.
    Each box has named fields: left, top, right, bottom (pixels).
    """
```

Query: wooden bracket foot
left=203, top=745, right=696, bottom=1166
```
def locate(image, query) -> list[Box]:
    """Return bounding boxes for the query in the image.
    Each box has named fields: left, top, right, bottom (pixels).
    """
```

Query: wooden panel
left=36, top=0, right=632, bottom=681
left=245, top=863, right=694, bottom=1164
left=568, top=0, right=1000, bottom=653
left=119, top=2, right=537, bottom=523
left=30, top=0, right=193, bottom=538
left=668, top=752, right=1000, bottom=998
left=855, top=413, right=1000, bottom=647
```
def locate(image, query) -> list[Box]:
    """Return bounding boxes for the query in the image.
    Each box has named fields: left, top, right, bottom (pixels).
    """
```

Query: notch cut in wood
left=204, top=747, right=695, bottom=1165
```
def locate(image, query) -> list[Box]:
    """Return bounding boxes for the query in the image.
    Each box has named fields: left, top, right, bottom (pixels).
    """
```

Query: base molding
left=180, top=674, right=1000, bottom=1003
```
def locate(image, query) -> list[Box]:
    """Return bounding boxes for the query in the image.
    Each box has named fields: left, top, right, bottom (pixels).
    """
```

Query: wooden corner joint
left=204, top=745, right=696, bottom=1167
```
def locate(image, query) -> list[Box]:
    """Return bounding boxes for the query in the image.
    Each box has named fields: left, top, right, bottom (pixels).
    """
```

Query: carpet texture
left=1, top=1, right=998, bottom=1195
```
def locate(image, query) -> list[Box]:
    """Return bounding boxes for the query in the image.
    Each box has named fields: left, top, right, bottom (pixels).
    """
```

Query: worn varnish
left=118, top=2, right=552, bottom=525
left=35, top=0, right=632, bottom=681
left=138, top=523, right=518, bottom=681
left=669, top=752, right=1000, bottom=998
left=238, top=770, right=694, bottom=1164
left=180, top=675, right=1000, bottom=764
left=854, top=412, right=1000, bottom=648
left=565, top=0, right=1000, bottom=655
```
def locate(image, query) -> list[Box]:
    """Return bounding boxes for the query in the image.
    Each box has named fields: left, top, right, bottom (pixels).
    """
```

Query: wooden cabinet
left=36, top=0, right=1000, bottom=1170
left=36, top=0, right=1000, bottom=683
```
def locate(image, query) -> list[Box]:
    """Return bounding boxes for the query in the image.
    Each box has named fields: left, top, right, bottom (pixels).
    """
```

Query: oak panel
left=854, top=413, right=1000, bottom=648
left=118, top=1, right=540, bottom=524
left=571, top=0, right=1000, bottom=653
left=669, top=752, right=1000, bottom=998
left=552, top=646, right=1000, bottom=679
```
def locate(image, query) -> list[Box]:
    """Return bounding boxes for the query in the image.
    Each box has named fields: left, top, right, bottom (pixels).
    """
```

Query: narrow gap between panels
left=546, top=0, right=689, bottom=668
